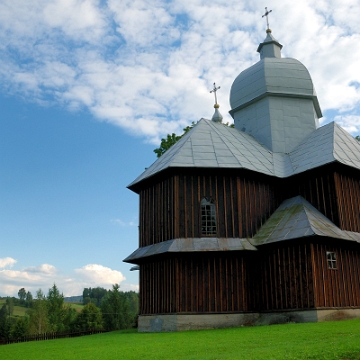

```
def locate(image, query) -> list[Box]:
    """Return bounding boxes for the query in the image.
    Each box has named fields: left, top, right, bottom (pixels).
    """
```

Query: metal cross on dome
left=262, top=7, right=272, bottom=30
left=210, top=82, right=220, bottom=105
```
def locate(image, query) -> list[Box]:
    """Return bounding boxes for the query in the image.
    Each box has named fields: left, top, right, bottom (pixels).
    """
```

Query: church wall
left=139, top=176, right=176, bottom=247
left=252, top=241, right=316, bottom=311
left=334, top=171, right=360, bottom=232
left=285, top=167, right=340, bottom=227
left=139, top=253, right=250, bottom=315
left=311, top=240, right=360, bottom=308
left=139, top=170, right=279, bottom=247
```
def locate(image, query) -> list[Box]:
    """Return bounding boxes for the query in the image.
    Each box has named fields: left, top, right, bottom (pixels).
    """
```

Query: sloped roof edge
left=128, top=120, right=360, bottom=191
left=251, top=196, right=360, bottom=246
left=123, top=237, right=257, bottom=264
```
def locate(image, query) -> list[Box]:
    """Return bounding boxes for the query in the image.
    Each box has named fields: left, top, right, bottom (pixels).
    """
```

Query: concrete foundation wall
left=138, top=308, right=360, bottom=332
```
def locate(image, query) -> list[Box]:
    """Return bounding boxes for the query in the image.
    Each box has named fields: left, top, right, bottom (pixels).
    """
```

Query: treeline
left=0, top=284, right=138, bottom=341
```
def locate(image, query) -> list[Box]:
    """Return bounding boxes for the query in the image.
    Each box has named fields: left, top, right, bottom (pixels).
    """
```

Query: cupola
left=229, top=29, right=322, bottom=153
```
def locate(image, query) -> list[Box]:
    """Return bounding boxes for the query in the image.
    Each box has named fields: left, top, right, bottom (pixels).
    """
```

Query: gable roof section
left=290, top=122, right=360, bottom=175
left=128, top=119, right=360, bottom=190
left=128, top=119, right=275, bottom=188
left=251, top=196, right=360, bottom=246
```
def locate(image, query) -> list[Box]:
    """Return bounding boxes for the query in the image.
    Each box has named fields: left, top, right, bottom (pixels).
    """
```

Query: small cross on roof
left=210, top=82, right=220, bottom=105
left=262, top=7, right=272, bottom=31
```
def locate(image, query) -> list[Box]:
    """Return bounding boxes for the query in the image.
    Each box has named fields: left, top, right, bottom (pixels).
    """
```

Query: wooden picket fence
left=0, top=329, right=108, bottom=345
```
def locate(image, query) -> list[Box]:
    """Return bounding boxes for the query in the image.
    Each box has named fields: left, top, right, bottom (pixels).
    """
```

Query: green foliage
left=73, top=303, right=103, bottom=331
left=28, top=289, right=49, bottom=334
left=25, top=291, right=33, bottom=308
left=18, top=288, right=26, bottom=303
left=47, top=284, right=65, bottom=332
left=101, top=284, right=135, bottom=331
left=12, top=317, right=29, bottom=339
left=83, top=287, right=108, bottom=307
left=0, top=304, right=11, bottom=340
left=6, top=297, right=14, bottom=316
left=1, top=285, right=138, bottom=340
left=356, top=135, right=360, bottom=142
left=153, top=122, right=196, bottom=158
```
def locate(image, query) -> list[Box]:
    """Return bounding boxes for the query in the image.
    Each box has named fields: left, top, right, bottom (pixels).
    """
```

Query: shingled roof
left=128, top=119, right=360, bottom=191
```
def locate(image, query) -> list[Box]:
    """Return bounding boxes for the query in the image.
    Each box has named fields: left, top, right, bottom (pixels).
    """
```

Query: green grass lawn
left=2, top=318, right=360, bottom=360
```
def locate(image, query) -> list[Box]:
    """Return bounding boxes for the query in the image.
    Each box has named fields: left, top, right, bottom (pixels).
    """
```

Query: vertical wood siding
left=139, top=171, right=278, bottom=247
left=311, top=241, right=360, bottom=308
left=139, top=254, right=249, bottom=315
left=252, top=242, right=315, bottom=311
left=136, top=165, right=360, bottom=316
left=335, top=172, right=360, bottom=232
left=285, top=170, right=339, bottom=226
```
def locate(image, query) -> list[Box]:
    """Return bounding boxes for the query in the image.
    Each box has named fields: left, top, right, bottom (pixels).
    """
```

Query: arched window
left=201, top=197, right=217, bottom=236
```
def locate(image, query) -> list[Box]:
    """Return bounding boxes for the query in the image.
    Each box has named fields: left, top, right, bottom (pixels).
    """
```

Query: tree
left=47, top=284, right=65, bottom=332
left=12, top=317, right=29, bottom=339
left=5, top=297, right=14, bottom=316
left=356, top=135, right=360, bottom=142
left=153, top=122, right=196, bottom=158
left=82, top=288, right=91, bottom=305
left=28, top=289, right=48, bottom=334
left=124, top=291, right=139, bottom=322
left=18, top=288, right=26, bottom=304
left=91, top=287, right=108, bottom=307
left=25, top=291, right=33, bottom=308
left=101, top=284, right=134, bottom=330
left=74, top=303, right=103, bottom=331
left=82, top=287, right=108, bottom=306
left=0, top=304, right=11, bottom=340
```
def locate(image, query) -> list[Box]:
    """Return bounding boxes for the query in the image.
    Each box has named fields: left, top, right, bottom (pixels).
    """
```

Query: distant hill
left=64, top=295, right=83, bottom=303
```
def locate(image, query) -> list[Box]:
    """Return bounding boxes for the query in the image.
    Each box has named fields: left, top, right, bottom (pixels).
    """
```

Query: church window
left=326, top=251, right=337, bottom=269
left=201, top=198, right=217, bottom=236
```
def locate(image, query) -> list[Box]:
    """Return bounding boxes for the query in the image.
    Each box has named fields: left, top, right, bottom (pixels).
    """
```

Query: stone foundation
left=138, top=308, right=360, bottom=332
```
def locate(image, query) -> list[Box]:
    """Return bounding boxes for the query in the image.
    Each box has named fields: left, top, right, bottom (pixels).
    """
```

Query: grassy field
left=0, top=299, right=27, bottom=317
left=67, top=302, right=84, bottom=312
left=0, top=299, right=83, bottom=315
left=2, top=318, right=360, bottom=360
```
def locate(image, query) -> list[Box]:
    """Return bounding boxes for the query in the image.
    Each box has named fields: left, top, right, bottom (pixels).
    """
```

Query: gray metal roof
left=251, top=196, right=360, bottom=246
left=128, top=119, right=360, bottom=189
left=290, top=121, right=360, bottom=174
left=229, top=58, right=320, bottom=116
left=123, top=237, right=256, bottom=263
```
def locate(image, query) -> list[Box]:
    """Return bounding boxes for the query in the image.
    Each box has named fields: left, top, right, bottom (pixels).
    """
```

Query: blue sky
left=1, top=0, right=360, bottom=297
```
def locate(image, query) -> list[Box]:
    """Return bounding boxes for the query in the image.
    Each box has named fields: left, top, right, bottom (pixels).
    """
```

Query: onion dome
left=229, top=30, right=322, bottom=153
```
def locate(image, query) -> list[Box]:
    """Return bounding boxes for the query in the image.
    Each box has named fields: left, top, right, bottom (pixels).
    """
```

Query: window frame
left=326, top=251, right=337, bottom=270
left=200, top=197, right=217, bottom=237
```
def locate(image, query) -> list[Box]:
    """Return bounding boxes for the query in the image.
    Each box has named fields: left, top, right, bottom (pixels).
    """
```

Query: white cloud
left=111, top=219, right=137, bottom=226
left=23, top=264, right=57, bottom=275
left=0, top=261, right=134, bottom=298
left=0, top=1, right=360, bottom=143
left=74, top=264, right=126, bottom=285
left=334, top=115, right=360, bottom=134
left=0, top=257, right=17, bottom=268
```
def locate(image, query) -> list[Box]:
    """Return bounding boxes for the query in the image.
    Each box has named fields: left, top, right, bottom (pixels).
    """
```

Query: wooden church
left=124, top=26, right=360, bottom=332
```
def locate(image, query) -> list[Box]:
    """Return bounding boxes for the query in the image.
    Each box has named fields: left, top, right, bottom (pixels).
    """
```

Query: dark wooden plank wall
left=139, top=172, right=278, bottom=247
left=311, top=241, right=360, bottom=308
left=139, top=254, right=249, bottom=315
left=138, top=167, right=360, bottom=247
left=286, top=170, right=339, bottom=226
left=139, top=177, right=176, bottom=247
left=335, top=172, right=360, bottom=232
left=252, top=242, right=315, bottom=311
